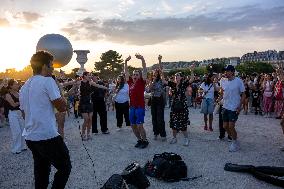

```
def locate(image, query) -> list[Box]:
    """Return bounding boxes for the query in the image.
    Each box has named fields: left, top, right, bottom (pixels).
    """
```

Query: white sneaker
left=116, top=128, right=122, bottom=132
left=82, top=135, right=88, bottom=141
left=229, top=141, right=240, bottom=152
left=263, top=114, right=268, bottom=118
left=169, top=137, right=177, bottom=144
left=183, top=138, right=189, bottom=146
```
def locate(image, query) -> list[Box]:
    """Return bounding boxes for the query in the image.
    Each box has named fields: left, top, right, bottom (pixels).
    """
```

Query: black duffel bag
left=144, top=152, right=187, bottom=182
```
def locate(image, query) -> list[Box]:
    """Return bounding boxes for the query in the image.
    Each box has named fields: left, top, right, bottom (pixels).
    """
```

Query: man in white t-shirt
left=19, top=51, right=71, bottom=188
left=220, top=65, right=245, bottom=152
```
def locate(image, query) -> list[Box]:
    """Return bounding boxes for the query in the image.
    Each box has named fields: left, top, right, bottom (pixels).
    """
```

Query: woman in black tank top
left=5, top=79, right=26, bottom=154
left=79, top=72, right=108, bottom=140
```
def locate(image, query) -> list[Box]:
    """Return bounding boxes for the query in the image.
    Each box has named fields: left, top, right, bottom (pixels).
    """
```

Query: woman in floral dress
left=157, top=55, right=194, bottom=146
left=167, top=72, right=193, bottom=146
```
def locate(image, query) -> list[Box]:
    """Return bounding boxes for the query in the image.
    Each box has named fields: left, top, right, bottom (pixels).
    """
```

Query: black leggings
left=115, top=101, right=130, bottom=127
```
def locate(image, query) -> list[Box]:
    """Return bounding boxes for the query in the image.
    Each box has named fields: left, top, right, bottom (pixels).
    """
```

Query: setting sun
left=0, top=27, right=37, bottom=72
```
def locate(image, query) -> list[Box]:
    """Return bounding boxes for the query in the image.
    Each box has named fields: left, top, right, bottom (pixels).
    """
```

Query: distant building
left=148, top=61, right=199, bottom=72
left=148, top=49, right=283, bottom=71
left=228, top=57, right=241, bottom=66
left=241, top=50, right=283, bottom=64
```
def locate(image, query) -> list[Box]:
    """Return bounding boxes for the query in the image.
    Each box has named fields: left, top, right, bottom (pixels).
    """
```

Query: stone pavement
left=0, top=108, right=283, bottom=189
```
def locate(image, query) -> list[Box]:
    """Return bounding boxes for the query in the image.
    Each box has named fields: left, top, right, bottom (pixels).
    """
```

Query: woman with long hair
left=148, top=55, right=166, bottom=141
left=262, top=74, right=274, bottom=118
left=114, top=75, right=130, bottom=130
left=51, top=75, right=78, bottom=139
left=243, top=78, right=251, bottom=115
left=199, top=74, right=217, bottom=131
left=0, top=82, right=6, bottom=127
left=5, top=79, right=26, bottom=154
left=275, top=68, right=284, bottom=119
left=79, top=72, right=108, bottom=140
left=167, top=71, right=193, bottom=146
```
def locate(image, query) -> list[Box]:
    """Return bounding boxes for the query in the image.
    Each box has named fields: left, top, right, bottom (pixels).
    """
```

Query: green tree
left=167, top=66, right=207, bottom=77
left=236, top=61, right=274, bottom=75
left=94, top=50, right=124, bottom=79
left=193, top=66, right=207, bottom=76
left=206, top=63, right=226, bottom=73
left=65, top=68, right=79, bottom=78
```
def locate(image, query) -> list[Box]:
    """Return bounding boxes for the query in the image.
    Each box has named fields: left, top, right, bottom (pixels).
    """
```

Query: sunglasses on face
left=133, top=74, right=140, bottom=76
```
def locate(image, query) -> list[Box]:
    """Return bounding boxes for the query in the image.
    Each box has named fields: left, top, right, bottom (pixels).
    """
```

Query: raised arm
left=5, top=93, right=20, bottom=107
left=158, top=55, right=164, bottom=78
left=64, top=83, right=79, bottom=97
left=158, top=54, right=168, bottom=85
left=189, top=65, right=195, bottom=83
left=89, top=81, right=108, bottom=90
left=61, top=80, right=76, bottom=87
left=277, top=63, right=284, bottom=81
left=124, top=55, right=131, bottom=82
left=135, top=53, right=147, bottom=80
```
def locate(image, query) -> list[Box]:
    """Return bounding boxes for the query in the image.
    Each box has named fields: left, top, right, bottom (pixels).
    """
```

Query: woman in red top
left=275, top=74, right=284, bottom=119
left=124, top=54, right=149, bottom=149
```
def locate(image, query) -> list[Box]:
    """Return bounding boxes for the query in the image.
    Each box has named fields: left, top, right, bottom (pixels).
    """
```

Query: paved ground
left=0, top=108, right=284, bottom=189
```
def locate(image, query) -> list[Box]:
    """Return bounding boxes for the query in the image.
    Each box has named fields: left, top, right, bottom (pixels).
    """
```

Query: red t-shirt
left=128, top=77, right=146, bottom=108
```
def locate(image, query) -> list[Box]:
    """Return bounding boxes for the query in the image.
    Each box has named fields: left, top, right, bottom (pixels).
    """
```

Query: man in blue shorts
left=124, top=54, right=149, bottom=149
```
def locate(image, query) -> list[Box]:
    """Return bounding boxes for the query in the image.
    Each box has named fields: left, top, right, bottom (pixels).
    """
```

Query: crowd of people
left=1, top=51, right=284, bottom=188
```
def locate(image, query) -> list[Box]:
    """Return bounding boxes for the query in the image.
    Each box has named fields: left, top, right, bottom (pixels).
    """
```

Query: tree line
left=0, top=50, right=275, bottom=81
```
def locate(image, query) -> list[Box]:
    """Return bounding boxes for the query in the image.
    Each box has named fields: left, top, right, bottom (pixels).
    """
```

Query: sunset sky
left=0, top=0, right=283, bottom=73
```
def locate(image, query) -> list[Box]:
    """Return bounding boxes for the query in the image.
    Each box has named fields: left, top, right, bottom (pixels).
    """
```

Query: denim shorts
left=129, top=107, right=145, bottom=125
left=222, top=108, right=238, bottom=123
left=200, top=98, right=214, bottom=114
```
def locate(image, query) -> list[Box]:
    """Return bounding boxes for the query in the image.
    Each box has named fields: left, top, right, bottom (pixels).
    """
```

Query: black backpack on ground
left=101, top=162, right=149, bottom=189
left=122, top=162, right=150, bottom=189
left=100, top=174, right=129, bottom=189
left=144, top=152, right=187, bottom=182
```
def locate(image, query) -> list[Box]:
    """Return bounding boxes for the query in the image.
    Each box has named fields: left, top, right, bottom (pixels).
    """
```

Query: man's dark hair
left=83, top=71, right=89, bottom=77
left=8, top=79, right=16, bottom=89
left=30, top=51, right=54, bottom=75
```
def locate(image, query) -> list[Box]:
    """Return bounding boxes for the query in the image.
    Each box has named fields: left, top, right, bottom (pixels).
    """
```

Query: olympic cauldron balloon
left=36, top=34, right=73, bottom=68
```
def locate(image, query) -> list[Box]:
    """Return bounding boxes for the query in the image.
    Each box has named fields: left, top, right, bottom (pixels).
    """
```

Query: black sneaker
left=135, top=140, right=143, bottom=148
left=139, top=140, right=149, bottom=149
left=228, top=136, right=232, bottom=142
